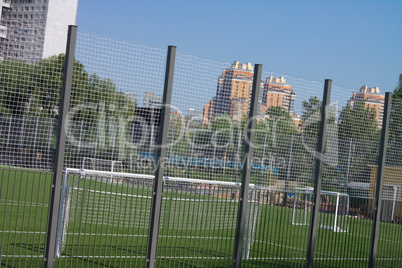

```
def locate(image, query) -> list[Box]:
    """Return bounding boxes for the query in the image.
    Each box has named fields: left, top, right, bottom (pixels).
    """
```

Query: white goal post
left=81, top=157, right=123, bottom=173
left=291, top=187, right=349, bottom=232
left=55, top=168, right=259, bottom=258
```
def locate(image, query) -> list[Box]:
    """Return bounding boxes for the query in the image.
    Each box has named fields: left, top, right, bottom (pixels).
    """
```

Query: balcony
left=0, top=25, right=7, bottom=38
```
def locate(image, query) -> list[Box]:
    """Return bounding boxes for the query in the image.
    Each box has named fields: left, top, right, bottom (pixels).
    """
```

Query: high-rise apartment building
left=347, top=86, right=385, bottom=127
left=0, top=0, right=78, bottom=63
left=203, top=98, right=215, bottom=123
left=203, top=61, right=296, bottom=124
left=212, top=61, right=254, bottom=123
left=0, top=1, right=11, bottom=44
left=261, top=76, right=295, bottom=115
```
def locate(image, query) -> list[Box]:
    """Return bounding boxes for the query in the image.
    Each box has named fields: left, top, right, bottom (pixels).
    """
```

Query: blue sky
left=76, top=0, right=401, bottom=100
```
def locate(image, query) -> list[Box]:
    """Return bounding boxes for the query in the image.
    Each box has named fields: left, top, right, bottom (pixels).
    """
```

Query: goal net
left=55, top=168, right=259, bottom=258
left=55, top=168, right=157, bottom=257
left=291, top=187, right=349, bottom=232
left=242, top=187, right=267, bottom=259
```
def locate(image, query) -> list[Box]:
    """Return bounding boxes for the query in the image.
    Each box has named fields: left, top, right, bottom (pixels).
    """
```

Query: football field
left=1, top=167, right=401, bottom=267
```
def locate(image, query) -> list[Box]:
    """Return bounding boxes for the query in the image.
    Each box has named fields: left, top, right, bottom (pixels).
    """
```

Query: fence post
left=306, top=79, right=332, bottom=268
left=6, top=116, right=12, bottom=152
left=368, top=92, right=392, bottom=268
left=146, top=45, right=176, bottom=268
left=43, top=25, right=77, bottom=268
left=232, top=64, right=262, bottom=268
left=283, top=133, right=294, bottom=207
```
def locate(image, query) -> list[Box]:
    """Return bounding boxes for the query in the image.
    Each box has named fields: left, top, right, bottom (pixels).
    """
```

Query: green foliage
left=0, top=54, right=136, bottom=120
left=254, top=107, right=305, bottom=185
left=301, top=96, right=321, bottom=122
left=28, top=54, right=89, bottom=117
left=300, top=96, right=321, bottom=136
left=338, top=101, right=380, bottom=182
left=392, top=73, right=402, bottom=99
left=266, top=106, right=298, bottom=136
left=384, top=74, right=402, bottom=166
left=388, top=76, right=402, bottom=166
left=0, top=59, right=34, bottom=115
left=0, top=55, right=138, bottom=165
left=339, top=101, right=379, bottom=141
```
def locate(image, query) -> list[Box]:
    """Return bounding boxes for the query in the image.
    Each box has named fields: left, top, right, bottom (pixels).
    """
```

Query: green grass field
left=1, top=167, right=401, bottom=267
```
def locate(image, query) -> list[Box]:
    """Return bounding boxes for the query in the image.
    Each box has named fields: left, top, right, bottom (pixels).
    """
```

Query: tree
left=265, top=107, right=315, bottom=186
left=339, top=101, right=378, bottom=141
left=30, top=54, right=89, bottom=117
left=387, top=74, right=402, bottom=166
left=300, top=96, right=321, bottom=137
left=0, top=54, right=138, bottom=169
left=208, top=115, right=234, bottom=159
left=390, top=73, right=402, bottom=140
left=392, top=73, right=402, bottom=99
left=266, top=106, right=298, bottom=136
left=0, top=59, right=34, bottom=115
left=338, top=101, right=380, bottom=182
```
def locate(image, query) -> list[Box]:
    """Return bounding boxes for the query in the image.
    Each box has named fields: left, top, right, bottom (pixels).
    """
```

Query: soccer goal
left=55, top=168, right=260, bottom=258
left=81, top=157, right=123, bottom=172
left=55, top=168, right=156, bottom=257
left=291, top=187, right=349, bottom=232
left=242, top=186, right=269, bottom=259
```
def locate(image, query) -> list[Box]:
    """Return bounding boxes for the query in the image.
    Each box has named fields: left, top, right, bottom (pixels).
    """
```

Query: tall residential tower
left=261, top=76, right=295, bottom=115
left=347, top=85, right=385, bottom=127
left=0, top=0, right=78, bottom=62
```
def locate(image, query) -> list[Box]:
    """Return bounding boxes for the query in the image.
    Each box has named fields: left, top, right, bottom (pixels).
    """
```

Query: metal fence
left=0, top=25, right=401, bottom=267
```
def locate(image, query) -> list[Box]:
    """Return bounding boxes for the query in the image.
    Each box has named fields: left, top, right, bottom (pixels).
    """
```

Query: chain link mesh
left=0, top=28, right=401, bottom=267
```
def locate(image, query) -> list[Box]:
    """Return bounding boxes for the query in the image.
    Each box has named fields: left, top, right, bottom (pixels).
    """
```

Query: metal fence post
left=146, top=45, right=176, bottom=268
left=232, top=64, right=262, bottom=268
left=43, top=25, right=77, bottom=268
left=306, top=79, right=332, bottom=268
left=368, top=92, right=392, bottom=268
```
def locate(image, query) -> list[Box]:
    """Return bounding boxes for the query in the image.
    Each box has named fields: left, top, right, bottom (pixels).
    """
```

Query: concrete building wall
left=0, top=0, right=78, bottom=62
left=42, top=0, right=78, bottom=58
left=0, top=0, right=11, bottom=40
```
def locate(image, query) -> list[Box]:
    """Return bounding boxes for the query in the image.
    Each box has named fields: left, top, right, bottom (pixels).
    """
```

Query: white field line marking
left=346, top=231, right=402, bottom=245
left=72, top=187, right=235, bottom=202
left=2, top=255, right=401, bottom=261
left=0, top=231, right=46, bottom=234
left=252, top=239, right=308, bottom=254
left=63, top=233, right=234, bottom=240
left=1, top=255, right=44, bottom=258
left=253, top=238, right=402, bottom=258
left=245, top=257, right=402, bottom=261
left=1, top=200, right=48, bottom=207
